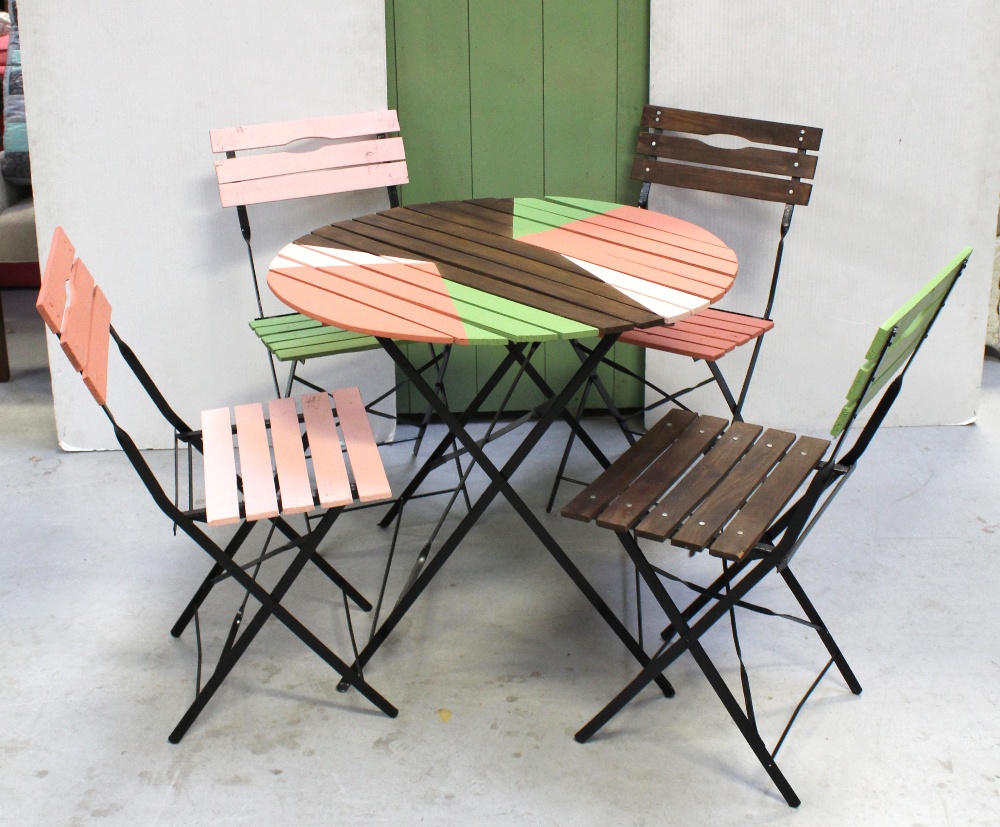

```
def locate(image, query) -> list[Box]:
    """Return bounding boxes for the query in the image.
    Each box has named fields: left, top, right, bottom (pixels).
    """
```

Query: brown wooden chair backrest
left=632, top=105, right=822, bottom=206
left=37, top=226, right=112, bottom=405
left=210, top=110, right=408, bottom=208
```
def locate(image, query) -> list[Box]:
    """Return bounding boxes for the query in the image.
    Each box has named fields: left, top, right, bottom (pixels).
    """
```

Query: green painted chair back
left=831, top=247, right=973, bottom=437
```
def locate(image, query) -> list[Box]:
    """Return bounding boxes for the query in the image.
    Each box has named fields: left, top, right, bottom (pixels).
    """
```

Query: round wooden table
left=266, top=196, right=737, bottom=346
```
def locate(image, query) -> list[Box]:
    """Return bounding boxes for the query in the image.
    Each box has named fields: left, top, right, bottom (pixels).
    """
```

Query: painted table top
left=266, top=197, right=738, bottom=345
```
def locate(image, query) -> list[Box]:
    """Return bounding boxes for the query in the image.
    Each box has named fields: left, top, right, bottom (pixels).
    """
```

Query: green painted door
left=386, top=0, right=649, bottom=414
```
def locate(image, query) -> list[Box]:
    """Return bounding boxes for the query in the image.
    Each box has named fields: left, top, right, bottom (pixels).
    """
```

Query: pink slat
left=332, top=387, right=391, bottom=503
left=582, top=212, right=737, bottom=264
left=605, top=204, right=731, bottom=248
left=59, top=259, right=96, bottom=371
left=215, top=137, right=406, bottom=185
left=82, top=286, right=111, bottom=406
left=210, top=110, right=401, bottom=153
left=218, top=161, right=409, bottom=207
left=37, top=227, right=75, bottom=334
left=233, top=403, right=279, bottom=521
left=300, top=393, right=353, bottom=508
left=562, top=218, right=737, bottom=277
left=267, top=396, right=315, bottom=514
left=275, top=247, right=463, bottom=324
left=202, top=407, right=241, bottom=526
left=267, top=267, right=460, bottom=343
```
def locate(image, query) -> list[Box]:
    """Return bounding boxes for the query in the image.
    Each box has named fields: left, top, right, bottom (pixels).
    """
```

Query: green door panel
left=387, top=0, right=649, bottom=415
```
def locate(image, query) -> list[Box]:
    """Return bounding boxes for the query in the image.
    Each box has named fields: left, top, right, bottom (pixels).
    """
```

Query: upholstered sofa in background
left=0, top=151, right=38, bottom=381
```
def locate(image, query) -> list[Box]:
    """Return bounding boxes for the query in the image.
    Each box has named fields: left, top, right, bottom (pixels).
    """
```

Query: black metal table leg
left=341, top=335, right=673, bottom=697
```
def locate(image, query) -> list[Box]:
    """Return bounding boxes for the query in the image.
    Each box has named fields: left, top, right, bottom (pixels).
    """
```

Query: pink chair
left=38, top=226, right=398, bottom=742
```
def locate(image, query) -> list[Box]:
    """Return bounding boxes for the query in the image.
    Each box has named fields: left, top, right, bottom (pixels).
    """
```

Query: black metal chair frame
left=101, top=325, right=399, bottom=741
left=570, top=251, right=971, bottom=807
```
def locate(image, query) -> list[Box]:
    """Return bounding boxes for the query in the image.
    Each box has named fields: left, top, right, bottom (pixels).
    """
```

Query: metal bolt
left=626, top=503, right=632, bottom=508
left=651, top=141, right=657, bottom=146
left=589, top=494, right=596, bottom=499
left=732, top=436, right=739, bottom=441
left=789, top=189, right=794, bottom=194
left=661, top=512, right=668, bottom=518
left=698, top=521, right=706, bottom=526
left=646, top=167, right=651, bottom=173
left=737, top=530, right=744, bottom=535
left=793, top=162, right=799, bottom=168
left=766, top=443, right=773, bottom=448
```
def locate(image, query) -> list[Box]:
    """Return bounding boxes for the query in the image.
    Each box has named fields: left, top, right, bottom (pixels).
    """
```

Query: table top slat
left=309, top=223, right=650, bottom=335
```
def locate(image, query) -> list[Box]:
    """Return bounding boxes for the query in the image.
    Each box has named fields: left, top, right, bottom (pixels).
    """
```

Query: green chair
left=561, top=248, right=972, bottom=806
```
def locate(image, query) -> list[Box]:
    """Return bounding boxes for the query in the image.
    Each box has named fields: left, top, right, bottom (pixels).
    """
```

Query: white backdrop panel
left=19, top=1, right=394, bottom=449
left=647, top=1, right=1000, bottom=431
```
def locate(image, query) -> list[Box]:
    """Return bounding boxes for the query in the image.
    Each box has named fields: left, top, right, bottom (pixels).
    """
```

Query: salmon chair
left=561, top=248, right=971, bottom=806
left=37, top=227, right=398, bottom=742
left=548, top=106, right=822, bottom=510
left=211, top=109, right=450, bottom=454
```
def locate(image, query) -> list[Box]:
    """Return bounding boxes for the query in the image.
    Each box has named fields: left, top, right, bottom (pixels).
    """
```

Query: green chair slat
left=269, top=334, right=383, bottom=362
left=445, top=280, right=598, bottom=339
left=831, top=247, right=972, bottom=437
left=249, top=313, right=327, bottom=335
left=260, top=325, right=368, bottom=348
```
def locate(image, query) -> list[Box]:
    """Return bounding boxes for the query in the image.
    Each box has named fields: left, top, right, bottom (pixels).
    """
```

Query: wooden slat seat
left=202, top=387, right=391, bottom=526
left=248, top=313, right=382, bottom=362
left=562, top=408, right=830, bottom=561
left=618, top=307, right=774, bottom=361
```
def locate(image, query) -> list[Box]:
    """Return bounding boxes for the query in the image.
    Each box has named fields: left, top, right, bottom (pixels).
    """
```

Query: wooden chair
left=211, top=109, right=450, bottom=452
left=561, top=248, right=972, bottom=806
left=37, top=227, right=398, bottom=742
left=547, top=105, right=822, bottom=509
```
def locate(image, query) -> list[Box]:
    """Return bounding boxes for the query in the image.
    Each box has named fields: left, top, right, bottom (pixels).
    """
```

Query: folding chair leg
left=169, top=510, right=397, bottom=742
left=780, top=566, right=862, bottom=695
left=707, top=361, right=742, bottom=421
left=577, top=533, right=801, bottom=807
left=171, top=520, right=256, bottom=638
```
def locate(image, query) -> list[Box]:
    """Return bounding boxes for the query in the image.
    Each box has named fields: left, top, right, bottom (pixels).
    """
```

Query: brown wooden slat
left=672, top=429, right=796, bottom=550
left=633, top=158, right=813, bottom=206
left=619, top=327, right=735, bottom=361
left=411, top=200, right=515, bottom=234
left=640, top=105, right=823, bottom=152
left=313, top=220, right=661, bottom=334
left=560, top=409, right=698, bottom=523
left=635, top=421, right=764, bottom=541
left=710, top=435, right=830, bottom=561
left=307, top=224, right=636, bottom=334
left=595, top=415, right=728, bottom=531
left=636, top=133, right=818, bottom=179
left=381, top=206, right=658, bottom=320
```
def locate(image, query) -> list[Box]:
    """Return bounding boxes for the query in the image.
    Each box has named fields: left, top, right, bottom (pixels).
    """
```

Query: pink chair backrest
left=37, top=227, right=112, bottom=405
left=210, top=109, right=408, bottom=208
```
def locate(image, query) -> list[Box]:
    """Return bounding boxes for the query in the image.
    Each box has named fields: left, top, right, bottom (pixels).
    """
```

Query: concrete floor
left=2, top=286, right=999, bottom=825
